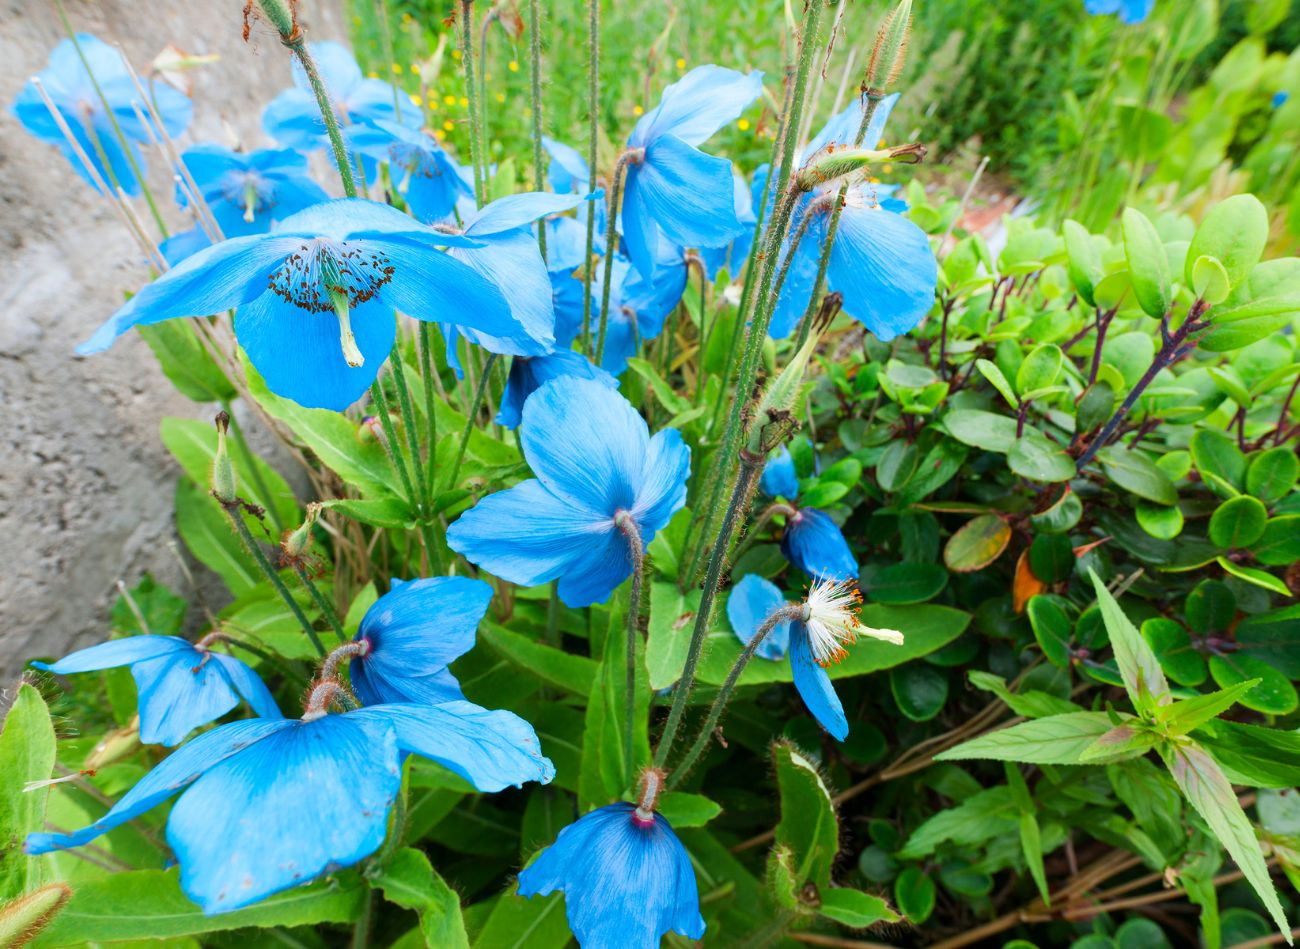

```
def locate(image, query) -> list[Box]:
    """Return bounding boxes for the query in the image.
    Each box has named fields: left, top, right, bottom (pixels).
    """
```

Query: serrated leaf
left=818, top=888, right=899, bottom=928
left=935, top=712, right=1124, bottom=765
left=1090, top=570, right=1171, bottom=713
left=773, top=741, right=838, bottom=887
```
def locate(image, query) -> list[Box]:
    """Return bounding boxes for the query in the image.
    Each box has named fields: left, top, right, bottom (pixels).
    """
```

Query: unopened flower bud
left=0, top=883, right=72, bottom=947
left=211, top=411, right=237, bottom=504
left=864, top=0, right=912, bottom=96
left=795, top=143, right=924, bottom=192
left=281, top=503, right=321, bottom=561
left=84, top=719, right=141, bottom=771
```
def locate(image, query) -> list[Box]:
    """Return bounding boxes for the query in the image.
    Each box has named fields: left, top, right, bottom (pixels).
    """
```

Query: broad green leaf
left=1216, top=557, right=1292, bottom=596
left=1122, top=208, right=1173, bottom=318
left=890, top=664, right=948, bottom=722
left=1162, top=681, right=1260, bottom=736
left=1097, top=447, right=1178, bottom=505
left=1063, top=219, right=1103, bottom=307
left=655, top=791, right=721, bottom=828
left=1195, top=720, right=1300, bottom=789
left=174, top=477, right=257, bottom=595
left=0, top=685, right=56, bottom=900
left=1031, top=488, right=1083, bottom=534
left=1163, top=742, right=1290, bottom=939
left=31, top=869, right=363, bottom=945
left=466, top=889, right=570, bottom=949
left=1016, top=344, right=1065, bottom=395
left=818, top=888, right=899, bottom=928
left=1254, top=517, right=1300, bottom=566
left=944, top=514, right=1011, bottom=572
left=577, top=596, right=650, bottom=809
left=1192, top=254, right=1231, bottom=304
left=480, top=621, right=597, bottom=696
left=319, top=497, right=416, bottom=529
left=975, top=358, right=1018, bottom=408
left=1078, top=724, right=1159, bottom=762
left=1191, top=430, right=1246, bottom=492
left=898, top=787, right=1017, bottom=858
left=935, top=712, right=1124, bottom=765
left=893, top=866, right=936, bottom=924
left=1136, top=502, right=1183, bottom=540
left=799, top=481, right=849, bottom=508
left=1142, top=617, right=1208, bottom=687
left=372, top=848, right=469, bottom=949
left=1248, top=450, right=1299, bottom=504
left=646, top=583, right=703, bottom=691
left=1209, top=495, right=1268, bottom=548
left=626, top=357, right=690, bottom=414
left=1029, top=533, right=1074, bottom=583
left=1028, top=595, right=1072, bottom=668
left=1185, top=194, right=1269, bottom=290
left=1009, top=432, right=1076, bottom=483
left=1004, top=763, right=1049, bottom=903
left=967, top=670, right=1081, bottom=718
left=1208, top=655, right=1298, bottom=715
left=866, top=562, right=948, bottom=605
left=1090, top=570, right=1171, bottom=713
left=139, top=321, right=236, bottom=402
left=773, top=741, right=838, bottom=887
left=943, top=409, right=1018, bottom=453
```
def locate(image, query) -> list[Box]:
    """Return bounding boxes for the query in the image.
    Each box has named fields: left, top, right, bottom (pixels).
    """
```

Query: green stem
left=293, top=563, right=347, bottom=644
left=529, top=0, right=548, bottom=261
left=653, top=453, right=763, bottom=767
left=224, top=506, right=325, bottom=657
left=222, top=404, right=284, bottom=535
left=281, top=33, right=357, bottom=198
left=545, top=579, right=561, bottom=646
left=388, top=346, right=428, bottom=509
left=418, top=322, right=439, bottom=498
left=581, top=0, right=600, bottom=354
left=374, top=0, right=402, bottom=121
left=595, top=154, right=634, bottom=365
left=351, top=889, right=373, bottom=949
left=459, top=0, right=486, bottom=207
left=616, top=514, right=646, bottom=787
left=369, top=380, right=417, bottom=505
left=447, top=352, right=498, bottom=490
left=668, top=602, right=804, bottom=785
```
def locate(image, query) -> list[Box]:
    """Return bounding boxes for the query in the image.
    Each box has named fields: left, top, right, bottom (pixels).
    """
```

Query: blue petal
left=293, top=42, right=362, bottom=97
left=234, top=294, right=393, bottom=411
left=351, top=576, right=491, bottom=705
left=262, top=88, right=328, bottom=150
left=761, top=444, right=800, bottom=499
left=518, top=802, right=705, bottom=946
left=630, top=429, right=690, bottom=537
left=349, top=701, right=555, bottom=791
left=449, top=230, right=556, bottom=356
left=446, top=479, right=616, bottom=590
left=168, top=715, right=401, bottom=913
left=555, top=527, right=634, bottom=608
left=631, top=66, right=763, bottom=148
left=790, top=628, right=848, bottom=740
left=781, top=508, right=858, bottom=582
left=634, top=136, right=745, bottom=254
left=827, top=200, right=937, bottom=341
left=132, top=648, right=241, bottom=746
left=726, top=574, right=791, bottom=660
left=211, top=654, right=284, bottom=721
left=496, top=350, right=617, bottom=429
left=31, top=635, right=190, bottom=673
left=542, top=136, right=589, bottom=193
left=521, top=377, right=646, bottom=514
left=620, top=245, right=688, bottom=340
left=1119, top=0, right=1154, bottom=21
left=619, top=167, right=661, bottom=279
left=345, top=78, right=419, bottom=129
left=274, top=198, right=481, bottom=246
left=25, top=718, right=294, bottom=855
left=544, top=216, right=593, bottom=275
left=802, top=93, right=899, bottom=165
left=768, top=199, right=823, bottom=339
left=106, top=74, right=191, bottom=141
left=550, top=271, right=591, bottom=349
left=466, top=191, right=591, bottom=238
left=78, top=235, right=299, bottom=355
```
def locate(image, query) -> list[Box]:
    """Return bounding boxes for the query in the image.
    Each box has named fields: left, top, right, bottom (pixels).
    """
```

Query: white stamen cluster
left=803, top=578, right=904, bottom=667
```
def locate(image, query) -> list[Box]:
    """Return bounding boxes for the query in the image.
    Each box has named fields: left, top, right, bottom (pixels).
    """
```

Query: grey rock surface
left=0, top=1, right=343, bottom=685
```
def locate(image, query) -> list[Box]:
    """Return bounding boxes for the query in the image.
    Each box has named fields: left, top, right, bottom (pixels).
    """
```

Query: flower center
left=803, top=578, right=864, bottom=667
left=221, top=170, right=275, bottom=222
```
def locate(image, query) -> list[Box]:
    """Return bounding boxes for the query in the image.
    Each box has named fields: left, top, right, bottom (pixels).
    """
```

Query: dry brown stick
left=789, top=933, right=902, bottom=949
left=1229, top=926, right=1300, bottom=949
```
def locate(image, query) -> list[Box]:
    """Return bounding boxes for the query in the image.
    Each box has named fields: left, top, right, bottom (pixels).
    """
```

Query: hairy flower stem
left=447, top=353, right=498, bottom=489
left=580, top=0, right=600, bottom=354
left=293, top=563, right=348, bottom=644
left=669, top=603, right=806, bottom=786
left=369, top=381, right=417, bottom=505
left=221, top=405, right=284, bottom=534
left=459, top=0, right=487, bottom=207
left=654, top=452, right=763, bottom=768
left=418, top=323, right=439, bottom=496
left=616, top=512, right=646, bottom=785
left=388, top=349, right=429, bottom=509
left=373, top=0, right=402, bottom=121
left=594, top=152, right=637, bottom=364
left=545, top=579, right=561, bottom=646
left=1075, top=306, right=1208, bottom=470
left=528, top=0, right=547, bottom=260
left=792, top=93, right=884, bottom=351
left=223, top=504, right=325, bottom=657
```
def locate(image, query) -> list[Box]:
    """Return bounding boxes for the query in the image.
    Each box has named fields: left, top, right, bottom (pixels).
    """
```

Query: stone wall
left=0, top=1, right=343, bottom=684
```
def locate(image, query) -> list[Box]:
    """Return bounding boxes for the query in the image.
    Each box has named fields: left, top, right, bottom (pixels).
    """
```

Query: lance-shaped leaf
left=1161, top=680, right=1259, bottom=737
left=1078, top=723, right=1160, bottom=763
left=1122, top=208, right=1172, bottom=318
left=935, top=711, right=1124, bottom=765
left=1090, top=570, right=1171, bottom=716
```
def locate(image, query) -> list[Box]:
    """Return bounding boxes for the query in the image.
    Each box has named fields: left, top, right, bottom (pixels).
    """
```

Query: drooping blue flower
left=31, top=635, right=280, bottom=747
left=177, top=145, right=329, bottom=239
left=700, top=173, right=758, bottom=280
left=447, top=377, right=690, bottom=607
left=13, top=34, right=192, bottom=196
left=345, top=120, right=473, bottom=223
left=782, top=508, right=858, bottom=582
left=760, top=444, right=800, bottom=499
left=159, top=225, right=215, bottom=266
left=621, top=65, right=763, bottom=278
left=517, top=802, right=704, bottom=948
left=1083, top=0, right=1154, bottom=23
left=26, top=701, right=553, bottom=914
left=767, top=93, right=937, bottom=340
left=497, top=350, right=618, bottom=429
left=79, top=198, right=525, bottom=411
left=588, top=247, right=689, bottom=375
left=350, top=576, right=494, bottom=706
left=262, top=41, right=417, bottom=151
left=726, top=574, right=792, bottom=661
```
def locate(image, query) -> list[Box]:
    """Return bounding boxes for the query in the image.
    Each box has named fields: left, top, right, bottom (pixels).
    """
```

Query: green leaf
left=625, top=357, right=690, bottom=415
left=1090, top=569, right=1172, bottom=713
left=1122, top=208, right=1173, bottom=318
left=1185, top=194, right=1269, bottom=290
left=371, top=848, right=469, bottom=949
left=1030, top=534, right=1074, bottom=583
left=976, top=358, right=1018, bottom=408
left=1063, top=219, right=1104, bottom=307
left=577, top=597, right=650, bottom=809
left=773, top=741, right=838, bottom=887
left=1162, top=681, right=1260, bottom=736
left=800, top=481, right=850, bottom=508
left=943, top=409, right=1018, bottom=453
left=31, top=869, right=363, bottom=945
left=318, top=497, right=416, bottom=529
left=1208, top=655, right=1298, bottom=715
left=818, top=888, right=900, bottom=928
left=1216, top=557, right=1292, bottom=596
left=935, top=712, right=1124, bottom=765
left=1028, top=595, right=1072, bottom=668
left=1255, top=516, right=1300, bottom=566
left=1209, top=496, right=1268, bottom=548
left=894, top=866, right=936, bottom=924
left=1163, top=742, right=1290, bottom=939
left=967, top=670, right=1081, bottom=718
left=1136, top=502, right=1183, bottom=540
left=110, top=575, right=187, bottom=637
left=1076, top=381, right=1116, bottom=433
left=0, top=884, right=70, bottom=948
left=866, top=563, right=948, bottom=605
left=174, top=477, right=257, bottom=596
left=898, top=787, right=1017, bottom=858
left=467, top=889, right=570, bottom=949
left=1078, top=724, right=1159, bottom=762
left=1016, top=344, right=1065, bottom=395
left=890, top=664, right=949, bottom=721
left=1248, top=450, right=1299, bottom=505
left=655, top=792, right=721, bottom=828
left=1195, top=720, right=1300, bottom=788
left=1009, top=432, right=1076, bottom=483
left=1031, top=488, right=1084, bottom=534
left=646, top=583, right=703, bottom=691
left=1191, top=430, right=1247, bottom=493
left=1097, top=447, right=1178, bottom=505
left=479, top=621, right=597, bottom=696
left=944, top=514, right=1011, bottom=572
left=1192, top=255, right=1232, bottom=304
left=0, top=685, right=56, bottom=900
left=1143, top=617, right=1208, bottom=687
left=138, top=321, right=236, bottom=402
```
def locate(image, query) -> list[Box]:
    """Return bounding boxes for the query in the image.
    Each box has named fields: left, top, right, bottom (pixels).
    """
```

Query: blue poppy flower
left=760, top=444, right=800, bottom=499
left=588, top=247, right=688, bottom=374
left=447, top=377, right=690, bottom=607
left=542, top=136, right=607, bottom=240
left=350, top=576, right=494, bottom=706
left=517, top=802, right=704, bottom=947
left=497, top=350, right=618, bottom=429
left=621, top=65, right=763, bottom=278
left=346, top=120, right=473, bottom=223
left=13, top=34, right=191, bottom=196
left=159, top=225, right=215, bottom=266
left=31, top=635, right=280, bottom=747
left=726, top=574, right=792, bottom=661
left=177, top=145, right=329, bottom=239
left=78, top=198, right=526, bottom=411
left=26, top=700, right=553, bottom=913
left=700, top=173, right=758, bottom=280
left=262, top=41, right=417, bottom=151
left=782, top=508, right=858, bottom=582
left=1084, top=0, right=1154, bottom=23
